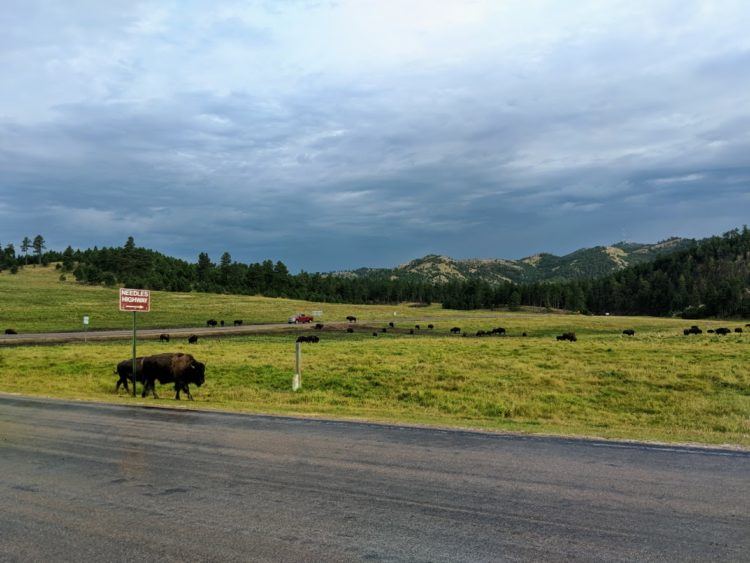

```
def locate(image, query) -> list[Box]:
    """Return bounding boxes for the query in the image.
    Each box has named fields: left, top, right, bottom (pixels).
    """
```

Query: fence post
left=293, top=341, right=302, bottom=391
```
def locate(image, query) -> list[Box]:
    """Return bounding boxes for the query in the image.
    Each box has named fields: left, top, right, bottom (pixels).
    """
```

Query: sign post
left=83, top=315, right=89, bottom=342
left=119, top=288, right=151, bottom=397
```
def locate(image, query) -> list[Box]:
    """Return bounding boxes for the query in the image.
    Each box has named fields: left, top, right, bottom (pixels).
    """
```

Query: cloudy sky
left=1, top=1, right=749, bottom=271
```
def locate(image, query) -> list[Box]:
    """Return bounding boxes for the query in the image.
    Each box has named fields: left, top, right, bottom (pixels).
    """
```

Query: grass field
left=1, top=266, right=748, bottom=446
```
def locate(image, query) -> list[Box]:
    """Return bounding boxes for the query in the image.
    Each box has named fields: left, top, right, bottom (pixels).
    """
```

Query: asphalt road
left=1, top=395, right=748, bottom=562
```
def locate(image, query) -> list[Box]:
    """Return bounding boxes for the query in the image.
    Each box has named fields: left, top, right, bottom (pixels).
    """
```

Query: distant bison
left=346, top=316, right=357, bottom=323
left=491, top=327, right=506, bottom=335
left=159, top=333, right=170, bottom=343
left=707, top=329, right=715, bottom=334
left=427, top=324, right=434, bottom=329
left=188, top=334, right=198, bottom=344
left=409, top=329, right=414, bottom=335
left=521, top=332, right=528, bottom=337
left=346, top=328, right=354, bottom=333
left=141, top=353, right=206, bottom=400
left=714, top=327, right=731, bottom=336
left=296, top=335, right=319, bottom=343
left=450, top=327, right=461, bottom=334
left=735, top=328, right=743, bottom=333
left=684, top=326, right=702, bottom=336
left=4, top=328, right=17, bottom=335
left=414, top=325, right=420, bottom=330
left=388, top=322, right=395, bottom=328
left=314, top=323, right=324, bottom=330
left=372, top=332, right=378, bottom=337
left=556, top=332, right=577, bottom=342
left=115, top=357, right=145, bottom=393
left=206, top=319, right=218, bottom=328
left=381, top=328, right=387, bottom=333
left=622, top=329, right=635, bottom=336
left=476, top=330, right=487, bottom=337
left=220, top=320, right=225, bottom=327
left=233, top=319, right=243, bottom=326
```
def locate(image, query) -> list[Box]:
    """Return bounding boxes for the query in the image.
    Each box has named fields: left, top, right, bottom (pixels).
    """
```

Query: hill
left=338, top=238, right=693, bottom=284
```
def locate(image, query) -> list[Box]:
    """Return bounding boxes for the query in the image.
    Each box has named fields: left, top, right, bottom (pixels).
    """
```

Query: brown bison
left=622, top=329, right=635, bottom=336
left=188, top=334, right=198, bottom=344
left=115, top=357, right=145, bottom=393
left=141, top=353, right=206, bottom=400
left=4, top=328, right=17, bottom=335
left=233, top=319, right=243, bottom=326
left=714, top=327, right=731, bottom=336
left=346, top=316, right=357, bottom=323
left=159, top=333, right=170, bottom=342
left=556, top=332, right=577, bottom=342
left=450, top=327, right=461, bottom=334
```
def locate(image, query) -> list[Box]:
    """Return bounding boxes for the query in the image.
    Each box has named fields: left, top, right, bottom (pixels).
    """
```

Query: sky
left=1, top=0, right=749, bottom=271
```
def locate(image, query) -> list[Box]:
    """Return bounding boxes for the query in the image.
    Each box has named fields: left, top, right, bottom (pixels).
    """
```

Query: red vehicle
left=288, top=314, right=314, bottom=324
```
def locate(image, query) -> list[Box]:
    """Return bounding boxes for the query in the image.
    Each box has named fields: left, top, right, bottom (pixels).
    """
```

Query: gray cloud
left=1, top=1, right=749, bottom=270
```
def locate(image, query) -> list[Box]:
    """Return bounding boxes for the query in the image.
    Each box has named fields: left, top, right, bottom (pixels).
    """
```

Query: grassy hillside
left=0, top=265, right=484, bottom=333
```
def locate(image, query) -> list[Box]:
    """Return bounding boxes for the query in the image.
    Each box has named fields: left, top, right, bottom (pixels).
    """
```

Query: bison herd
left=115, top=352, right=205, bottom=400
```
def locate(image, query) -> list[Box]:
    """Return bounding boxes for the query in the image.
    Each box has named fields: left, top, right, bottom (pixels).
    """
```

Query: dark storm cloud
left=1, top=1, right=749, bottom=270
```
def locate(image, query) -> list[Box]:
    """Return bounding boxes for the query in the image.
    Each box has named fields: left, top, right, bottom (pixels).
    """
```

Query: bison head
left=187, top=360, right=206, bottom=386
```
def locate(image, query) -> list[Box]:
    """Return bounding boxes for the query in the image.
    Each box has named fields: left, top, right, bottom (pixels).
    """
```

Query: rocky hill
left=340, top=237, right=694, bottom=284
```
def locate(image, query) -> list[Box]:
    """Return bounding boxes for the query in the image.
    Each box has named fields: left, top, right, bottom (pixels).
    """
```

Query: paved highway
left=0, top=395, right=747, bottom=561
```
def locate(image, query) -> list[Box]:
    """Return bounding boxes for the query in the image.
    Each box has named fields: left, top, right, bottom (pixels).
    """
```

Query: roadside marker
left=119, top=289, right=151, bottom=397
left=293, top=341, right=302, bottom=391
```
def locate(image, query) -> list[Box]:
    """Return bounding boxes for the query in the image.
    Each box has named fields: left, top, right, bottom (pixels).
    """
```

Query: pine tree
left=32, top=235, right=45, bottom=265
left=21, top=236, right=31, bottom=265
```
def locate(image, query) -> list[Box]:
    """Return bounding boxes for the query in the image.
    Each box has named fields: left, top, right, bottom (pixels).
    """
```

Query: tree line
left=1, top=229, right=747, bottom=318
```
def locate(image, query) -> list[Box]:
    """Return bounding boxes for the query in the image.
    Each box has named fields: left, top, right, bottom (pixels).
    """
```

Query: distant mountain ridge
left=338, top=237, right=695, bottom=284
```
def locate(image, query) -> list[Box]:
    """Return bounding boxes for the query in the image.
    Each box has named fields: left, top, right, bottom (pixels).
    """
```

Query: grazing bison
left=188, top=334, right=198, bottom=344
left=346, top=316, right=357, bottom=323
left=622, top=329, right=635, bottom=336
left=476, top=330, right=487, bottom=337
left=556, top=332, right=577, bottom=342
left=427, top=324, right=434, bottom=329
left=141, top=353, right=206, bottom=400
left=296, top=335, right=319, bottom=343
left=206, top=319, right=218, bottom=328
left=4, top=328, right=17, bottom=335
left=159, top=333, right=170, bottom=343
left=715, top=327, right=731, bottom=336
left=381, top=328, right=387, bottom=333
left=491, top=327, right=506, bottom=335
left=314, top=323, right=324, bottom=330
left=220, top=320, right=225, bottom=327
left=415, top=325, right=420, bottom=330
left=450, top=327, right=461, bottom=334
left=346, top=327, right=354, bottom=333
left=522, top=332, right=528, bottom=337
left=372, top=332, right=378, bottom=337
left=115, top=357, right=145, bottom=393
left=684, top=326, right=702, bottom=335
left=388, top=322, right=395, bottom=328
left=233, top=319, right=243, bottom=326
left=409, top=329, right=414, bottom=335
left=735, top=328, right=743, bottom=333
left=707, top=329, right=715, bottom=333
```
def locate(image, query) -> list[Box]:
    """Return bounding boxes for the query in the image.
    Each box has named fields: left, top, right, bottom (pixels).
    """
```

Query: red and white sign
left=119, top=288, right=151, bottom=312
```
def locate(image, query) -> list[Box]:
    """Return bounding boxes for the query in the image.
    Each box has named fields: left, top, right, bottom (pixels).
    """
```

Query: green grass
left=1, top=265, right=748, bottom=446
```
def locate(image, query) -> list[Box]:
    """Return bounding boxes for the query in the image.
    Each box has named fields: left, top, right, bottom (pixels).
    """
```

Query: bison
left=4, top=328, right=17, bottom=335
left=346, top=316, right=357, bottom=323
left=715, top=327, right=731, bottom=336
left=220, top=320, right=225, bottom=327
left=622, top=329, right=635, bottom=336
left=115, top=357, right=145, bottom=393
left=556, top=332, right=577, bottom=342
left=491, top=327, right=506, bottom=335
left=707, top=329, right=715, bottom=333
left=346, top=327, right=354, bottom=333
left=296, top=335, right=320, bottom=343
left=427, top=324, right=434, bottom=329
left=735, top=328, right=743, bottom=333
left=388, top=322, right=395, bottom=328
left=188, top=334, right=198, bottom=344
left=381, top=328, right=387, bottom=333
left=450, top=327, right=461, bottom=334
left=206, top=319, right=218, bottom=328
left=684, top=326, right=702, bottom=335
left=522, top=332, right=528, bottom=337
left=372, top=332, right=378, bottom=337
left=415, top=325, right=420, bottom=330
left=233, top=319, right=243, bottom=326
left=141, top=353, right=206, bottom=400
left=314, top=323, right=324, bottom=330
left=159, top=333, right=170, bottom=343
left=409, top=329, right=414, bottom=335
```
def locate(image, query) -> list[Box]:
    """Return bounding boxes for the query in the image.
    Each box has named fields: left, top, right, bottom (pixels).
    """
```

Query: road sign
left=312, top=310, right=323, bottom=317
left=83, top=315, right=89, bottom=325
left=119, top=288, right=151, bottom=312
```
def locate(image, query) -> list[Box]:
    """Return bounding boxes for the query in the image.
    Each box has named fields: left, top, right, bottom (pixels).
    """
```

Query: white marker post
left=293, top=342, right=302, bottom=391
left=83, top=315, right=89, bottom=342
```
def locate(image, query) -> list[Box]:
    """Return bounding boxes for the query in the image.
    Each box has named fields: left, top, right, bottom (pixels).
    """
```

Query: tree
left=32, top=235, right=45, bottom=265
left=508, top=290, right=522, bottom=311
left=20, top=236, right=31, bottom=265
